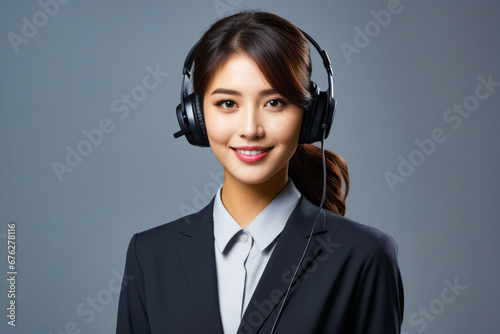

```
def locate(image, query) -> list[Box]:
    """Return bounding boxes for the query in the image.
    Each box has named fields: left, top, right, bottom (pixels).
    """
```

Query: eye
left=215, top=100, right=238, bottom=109
left=265, top=99, right=287, bottom=109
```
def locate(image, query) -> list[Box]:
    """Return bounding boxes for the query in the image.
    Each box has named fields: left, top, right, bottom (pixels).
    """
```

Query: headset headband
left=180, top=29, right=334, bottom=98
left=173, top=27, right=337, bottom=143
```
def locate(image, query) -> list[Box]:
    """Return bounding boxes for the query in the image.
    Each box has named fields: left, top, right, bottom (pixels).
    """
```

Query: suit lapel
left=177, top=194, right=328, bottom=334
left=237, top=195, right=328, bottom=334
left=177, top=197, right=224, bottom=334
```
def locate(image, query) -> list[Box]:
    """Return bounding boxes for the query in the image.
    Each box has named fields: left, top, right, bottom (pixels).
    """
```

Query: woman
left=116, top=10, right=404, bottom=334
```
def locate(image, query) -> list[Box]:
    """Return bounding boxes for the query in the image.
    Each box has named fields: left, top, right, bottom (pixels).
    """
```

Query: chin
left=226, top=165, right=286, bottom=186
left=229, top=173, right=272, bottom=185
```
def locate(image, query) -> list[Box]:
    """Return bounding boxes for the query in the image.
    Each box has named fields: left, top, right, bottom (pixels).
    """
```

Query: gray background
left=1, top=0, right=498, bottom=333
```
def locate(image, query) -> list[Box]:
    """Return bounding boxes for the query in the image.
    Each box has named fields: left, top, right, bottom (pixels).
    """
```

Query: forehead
left=205, top=53, right=272, bottom=94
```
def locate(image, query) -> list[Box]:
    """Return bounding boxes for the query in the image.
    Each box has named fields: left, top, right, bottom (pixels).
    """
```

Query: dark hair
left=193, top=10, right=350, bottom=215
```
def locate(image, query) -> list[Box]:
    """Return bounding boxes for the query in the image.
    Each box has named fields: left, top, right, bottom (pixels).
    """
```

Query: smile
left=231, top=146, right=273, bottom=163
left=235, top=148, right=267, bottom=155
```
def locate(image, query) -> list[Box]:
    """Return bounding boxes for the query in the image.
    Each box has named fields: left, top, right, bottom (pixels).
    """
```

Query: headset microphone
left=173, top=27, right=336, bottom=334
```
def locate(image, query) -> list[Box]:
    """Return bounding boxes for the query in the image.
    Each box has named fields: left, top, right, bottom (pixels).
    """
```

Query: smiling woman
left=192, top=11, right=349, bottom=218
left=203, top=52, right=304, bottom=196
left=116, top=9, right=404, bottom=334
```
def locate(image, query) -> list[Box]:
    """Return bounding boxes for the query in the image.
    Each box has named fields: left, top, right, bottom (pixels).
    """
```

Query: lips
left=231, top=146, right=273, bottom=163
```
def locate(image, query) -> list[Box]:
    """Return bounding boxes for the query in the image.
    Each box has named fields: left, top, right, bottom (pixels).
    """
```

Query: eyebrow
left=210, top=88, right=279, bottom=96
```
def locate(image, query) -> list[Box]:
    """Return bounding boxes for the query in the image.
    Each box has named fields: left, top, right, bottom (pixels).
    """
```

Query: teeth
left=236, top=149, right=267, bottom=156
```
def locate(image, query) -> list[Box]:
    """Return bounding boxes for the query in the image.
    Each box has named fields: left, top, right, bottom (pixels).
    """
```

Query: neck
left=220, top=165, right=289, bottom=229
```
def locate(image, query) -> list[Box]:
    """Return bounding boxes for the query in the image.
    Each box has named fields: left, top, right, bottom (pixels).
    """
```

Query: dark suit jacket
left=116, top=194, right=404, bottom=334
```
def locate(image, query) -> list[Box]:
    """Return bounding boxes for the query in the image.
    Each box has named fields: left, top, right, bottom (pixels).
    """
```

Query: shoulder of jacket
left=321, top=209, right=397, bottom=250
left=132, top=207, right=209, bottom=249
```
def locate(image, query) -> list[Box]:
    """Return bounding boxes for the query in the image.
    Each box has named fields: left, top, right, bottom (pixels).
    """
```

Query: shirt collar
left=213, top=178, right=301, bottom=254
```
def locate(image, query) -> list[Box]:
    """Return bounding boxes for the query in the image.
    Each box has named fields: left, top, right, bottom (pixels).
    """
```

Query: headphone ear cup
left=192, top=93, right=210, bottom=147
left=318, top=92, right=335, bottom=140
left=179, top=92, right=209, bottom=147
left=299, top=81, right=320, bottom=144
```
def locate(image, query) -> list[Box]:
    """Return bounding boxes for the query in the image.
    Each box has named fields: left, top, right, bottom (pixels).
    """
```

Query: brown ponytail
left=289, top=144, right=350, bottom=216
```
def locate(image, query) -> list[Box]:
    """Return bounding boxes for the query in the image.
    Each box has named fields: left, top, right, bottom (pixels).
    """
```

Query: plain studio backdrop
left=0, top=0, right=499, bottom=333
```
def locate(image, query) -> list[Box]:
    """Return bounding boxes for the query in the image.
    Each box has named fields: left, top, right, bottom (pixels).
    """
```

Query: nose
left=238, top=104, right=264, bottom=139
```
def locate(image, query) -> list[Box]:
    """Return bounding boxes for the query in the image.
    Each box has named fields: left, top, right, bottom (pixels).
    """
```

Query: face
left=203, top=53, right=304, bottom=185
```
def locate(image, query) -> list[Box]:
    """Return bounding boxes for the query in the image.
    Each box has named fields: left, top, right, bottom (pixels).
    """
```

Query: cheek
left=204, top=109, right=233, bottom=145
left=266, top=112, right=303, bottom=143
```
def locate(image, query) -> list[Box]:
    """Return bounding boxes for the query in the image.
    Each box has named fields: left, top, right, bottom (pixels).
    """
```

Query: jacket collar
left=177, top=193, right=328, bottom=334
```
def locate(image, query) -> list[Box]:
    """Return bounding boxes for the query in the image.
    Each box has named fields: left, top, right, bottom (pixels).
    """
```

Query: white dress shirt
left=213, top=178, right=301, bottom=334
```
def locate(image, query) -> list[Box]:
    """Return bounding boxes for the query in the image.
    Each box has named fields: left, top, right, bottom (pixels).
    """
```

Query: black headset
left=173, top=29, right=337, bottom=146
